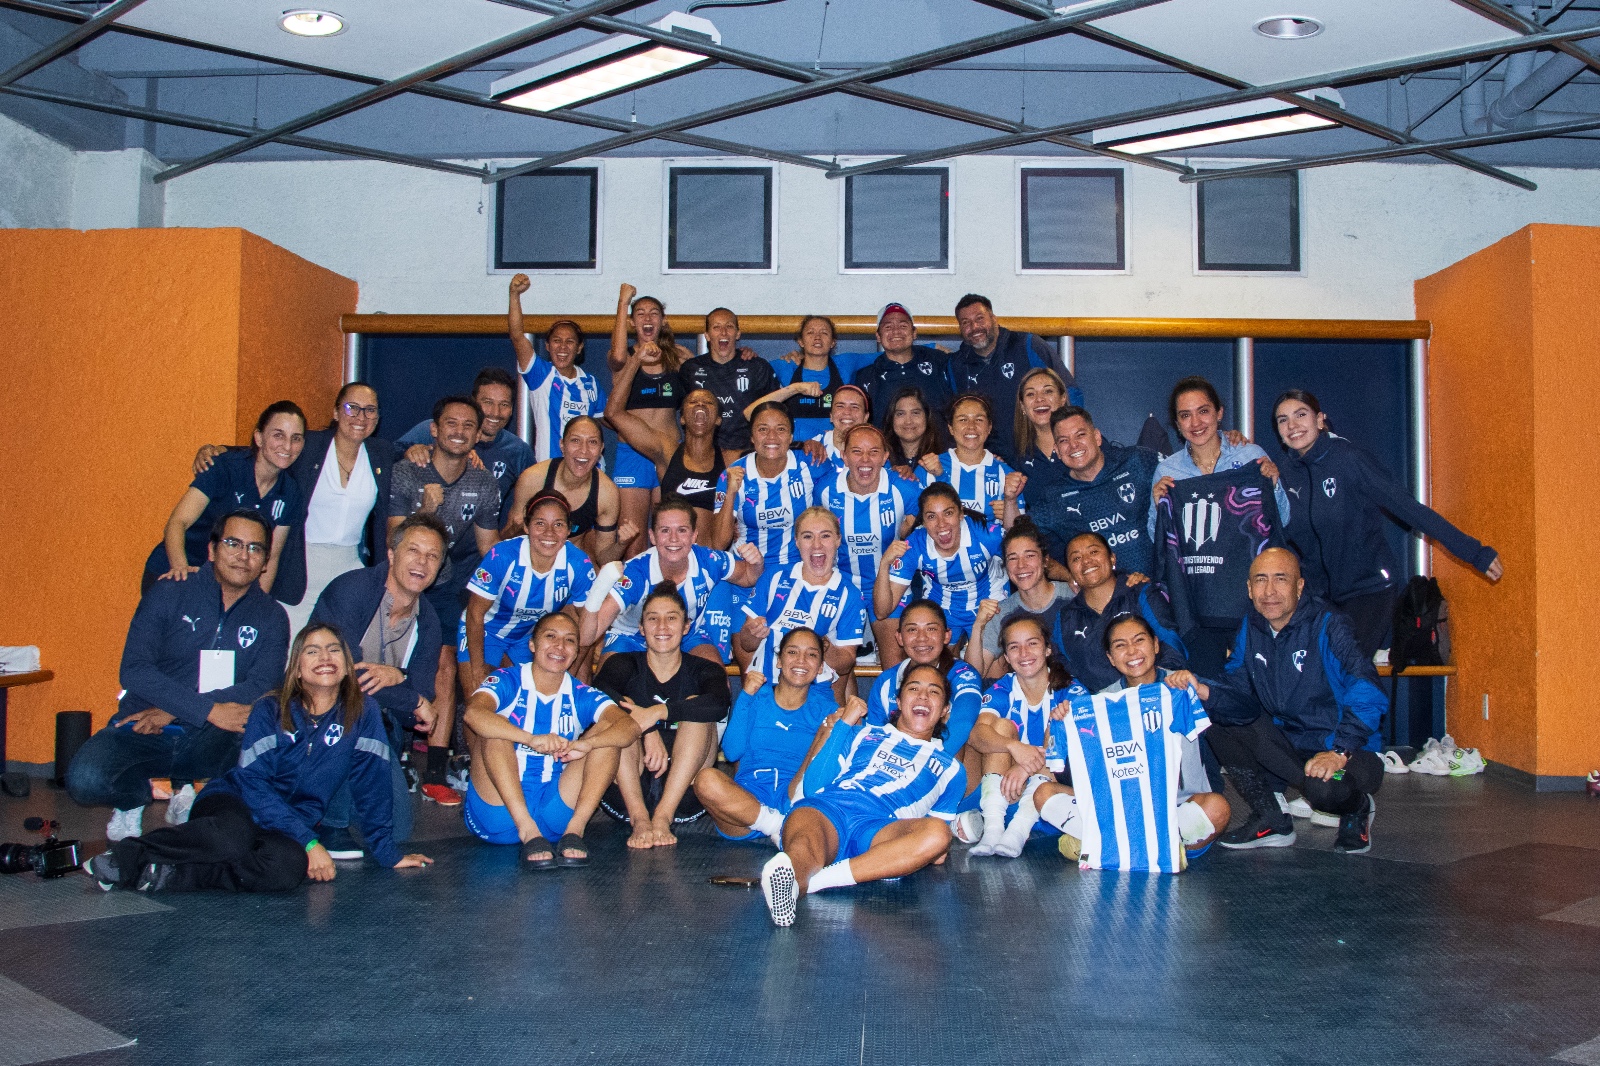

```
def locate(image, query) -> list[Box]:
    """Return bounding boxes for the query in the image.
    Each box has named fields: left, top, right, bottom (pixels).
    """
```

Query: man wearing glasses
left=66, top=511, right=291, bottom=844
left=189, top=384, right=399, bottom=635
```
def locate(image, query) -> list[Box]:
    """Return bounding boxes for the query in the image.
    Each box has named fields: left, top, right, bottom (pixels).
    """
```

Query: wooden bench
left=0, top=669, right=54, bottom=795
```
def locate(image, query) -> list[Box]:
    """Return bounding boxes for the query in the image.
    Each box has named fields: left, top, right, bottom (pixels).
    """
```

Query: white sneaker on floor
left=1380, top=751, right=1411, bottom=775
left=1410, top=747, right=1452, bottom=775
left=106, top=807, right=144, bottom=842
left=1310, top=810, right=1341, bottom=828
left=1285, top=796, right=1312, bottom=819
left=1448, top=747, right=1486, bottom=776
left=164, top=784, right=196, bottom=825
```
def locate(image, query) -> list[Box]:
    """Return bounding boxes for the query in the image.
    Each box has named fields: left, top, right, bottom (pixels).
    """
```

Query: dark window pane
left=845, top=169, right=948, bottom=269
left=1021, top=168, right=1124, bottom=270
left=1197, top=172, right=1300, bottom=272
left=669, top=168, right=772, bottom=270
left=496, top=169, right=597, bottom=269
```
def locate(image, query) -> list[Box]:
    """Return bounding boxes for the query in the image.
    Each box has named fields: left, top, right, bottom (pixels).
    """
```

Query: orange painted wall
left=1416, top=223, right=1600, bottom=780
left=0, top=228, right=355, bottom=765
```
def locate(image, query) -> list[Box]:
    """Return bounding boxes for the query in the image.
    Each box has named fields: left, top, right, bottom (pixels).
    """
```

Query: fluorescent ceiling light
left=1092, top=89, right=1342, bottom=155
left=491, top=11, right=719, bottom=113
left=279, top=9, right=344, bottom=37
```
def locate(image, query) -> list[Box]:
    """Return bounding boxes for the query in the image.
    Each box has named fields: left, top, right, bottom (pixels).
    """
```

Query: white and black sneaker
left=83, top=852, right=120, bottom=891
left=1333, top=795, right=1376, bottom=855
left=760, top=852, right=798, bottom=928
left=320, top=826, right=365, bottom=861
left=1218, top=815, right=1297, bottom=850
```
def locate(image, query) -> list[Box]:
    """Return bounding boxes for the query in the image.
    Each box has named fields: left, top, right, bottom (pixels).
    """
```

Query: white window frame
left=660, top=159, right=779, bottom=275
left=1189, top=160, right=1307, bottom=278
left=1014, top=160, right=1132, bottom=276
left=837, top=160, right=955, bottom=275
left=484, top=159, right=604, bottom=276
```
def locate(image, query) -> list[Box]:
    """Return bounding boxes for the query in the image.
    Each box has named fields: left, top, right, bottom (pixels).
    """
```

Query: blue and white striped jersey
left=475, top=666, right=615, bottom=786
left=1060, top=683, right=1208, bottom=873
left=885, top=517, right=1008, bottom=632
left=715, top=452, right=827, bottom=569
left=807, top=429, right=845, bottom=473
left=466, top=539, right=597, bottom=658
left=809, top=723, right=966, bottom=821
left=746, top=563, right=866, bottom=678
left=866, top=658, right=985, bottom=752
left=607, top=545, right=738, bottom=637
left=980, top=674, right=1087, bottom=772
left=815, top=468, right=919, bottom=593
left=521, top=359, right=604, bottom=463
left=917, top=449, right=1020, bottom=519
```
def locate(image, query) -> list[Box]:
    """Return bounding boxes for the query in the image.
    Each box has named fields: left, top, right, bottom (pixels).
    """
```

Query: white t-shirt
left=304, top=439, right=378, bottom=547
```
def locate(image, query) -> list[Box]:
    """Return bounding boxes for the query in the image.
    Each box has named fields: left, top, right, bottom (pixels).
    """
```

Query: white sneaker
left=165, top=784, right=196, bottom=825
left=1448, top=747, right=1486, bottom=776
left=760, top=852, right=798, bottom=928
left=1285, top=796, right=1312, bottom=819
left=1410, top=748, right=1452, bottom=776
left=1310, top=810, right=1341, bottom=828
left=1379, top=751, right=1411, bottom=775
left=106, top=807, right=144, bottom=842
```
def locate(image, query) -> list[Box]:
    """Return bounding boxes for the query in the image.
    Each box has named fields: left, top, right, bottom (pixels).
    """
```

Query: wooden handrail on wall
left=341, top=314, right=1431, bottom=341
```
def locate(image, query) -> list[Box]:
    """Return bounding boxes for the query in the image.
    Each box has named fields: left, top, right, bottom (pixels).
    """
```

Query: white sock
left=1038, top=792, right=1079, bottom=836
left=749, top=804, right=784, bottom=841
left=1176, top=800, right=1216, bottom=846
left=972, top=773, right=1007, bottom=854
left=996, top=776, right=1048, bottom=858
left=806, top=859, right=857, bottom=894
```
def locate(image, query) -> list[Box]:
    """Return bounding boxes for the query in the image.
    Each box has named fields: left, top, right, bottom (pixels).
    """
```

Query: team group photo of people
left=71, top=274, right=1503, bottom=928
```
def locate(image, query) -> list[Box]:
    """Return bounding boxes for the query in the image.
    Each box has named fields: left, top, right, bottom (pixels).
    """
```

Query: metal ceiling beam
left=0, top=0, right=144, bottom=88
left=829, top=20, right=1600, bottom=179
left=1450, top=0, right=1600, bottom=78
left=485, top=0, right=1177, bottom=181
left=151, top=0, right=656, bottom=183
left=1179, top=112, right=1600, bottom=179
left=1073, top=24, right=1535, bottom=189
left=494, top=0, right=1193, bottom=175
left=0, top=0, right=833, bottom=171
left=0, top=81, right=492, bottom=175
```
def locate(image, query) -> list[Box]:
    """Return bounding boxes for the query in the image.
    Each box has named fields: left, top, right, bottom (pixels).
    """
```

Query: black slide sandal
left=555, top=833, right=590, bottom=868
left=521, top=837, right=556, bottom=871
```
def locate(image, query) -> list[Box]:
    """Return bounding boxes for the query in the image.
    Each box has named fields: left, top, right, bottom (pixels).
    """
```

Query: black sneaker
left=320, top=826, right=365, bottom=861
left=83, top=852, right=120, bottom=891
left=135, top=863, right=174, bottom=892
left=1218, top=815, right=1297, bottom=850
left=1333, top=795, right=1376, bottom=855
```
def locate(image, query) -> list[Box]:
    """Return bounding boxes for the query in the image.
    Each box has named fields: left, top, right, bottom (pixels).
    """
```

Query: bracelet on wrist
left=305, top=839, right=320, bottom=853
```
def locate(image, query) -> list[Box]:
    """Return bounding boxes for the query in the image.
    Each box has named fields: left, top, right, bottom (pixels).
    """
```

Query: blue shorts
left=717, top=766, right=794, bottom=842
left=794, top=789, right=895, bottom=861
left=611, top=441, right=659, bottom=490
left=455, top=625, right=530, bottom=667
left=463, top=779, right=574, bottom=844
left=690, top=583, right=748, bottom=661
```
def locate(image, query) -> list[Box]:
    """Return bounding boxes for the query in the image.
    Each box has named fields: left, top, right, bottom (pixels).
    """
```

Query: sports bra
left=539, top=462, right=610, bottom=537
left=784, top=358, right=844, bottom=422
left=627, top=358, right=686, bottom=411
left=662, top=445, right=725, bottom=511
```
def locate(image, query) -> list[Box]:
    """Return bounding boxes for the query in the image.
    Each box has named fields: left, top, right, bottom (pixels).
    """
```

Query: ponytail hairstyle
left=630, top=295, right=680, bottom=372
left=898, top=599, right=956, bottom=676
left=1169, top=375, right=1223, bottom=429
left=253, top=400, right=307, bottom=454
left=641, top=581, right=690, bottom=627
left=1273, top=387, right=1330, bottom=434
left=998, top=612, right=1075, bottom=694
left=277, top=623, right=364, bottom=733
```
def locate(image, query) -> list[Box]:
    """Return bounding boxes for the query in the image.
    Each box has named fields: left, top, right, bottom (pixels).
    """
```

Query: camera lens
left=0, top=842, right=38, bottom=875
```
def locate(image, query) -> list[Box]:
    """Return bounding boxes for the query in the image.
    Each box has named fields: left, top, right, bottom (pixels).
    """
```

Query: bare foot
left=627, top=822, right=656, bottom=849
left=650, top=821, right=678, bottom=847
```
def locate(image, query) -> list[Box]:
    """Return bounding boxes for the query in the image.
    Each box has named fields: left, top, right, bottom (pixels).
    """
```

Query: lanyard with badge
left=199, top=613, right=237, bottom=694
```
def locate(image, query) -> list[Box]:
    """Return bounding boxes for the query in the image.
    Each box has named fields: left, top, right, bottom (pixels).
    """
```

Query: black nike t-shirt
left=592, top=651, right=732, bottom=724
left=681, top=354, right=779, bottom=453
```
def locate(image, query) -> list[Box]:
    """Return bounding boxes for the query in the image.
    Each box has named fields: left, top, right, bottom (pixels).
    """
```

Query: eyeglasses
left=219, top=537, right=268, bottom=556
left=340, top=403, right=379, bottom=418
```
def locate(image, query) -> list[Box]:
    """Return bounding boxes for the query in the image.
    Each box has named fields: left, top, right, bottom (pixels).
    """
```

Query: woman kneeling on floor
left=461, top=612, right=640, bottom=869
left=759, top=664, right=967, bottom=927
left=84, top=624, right=432, bottom=893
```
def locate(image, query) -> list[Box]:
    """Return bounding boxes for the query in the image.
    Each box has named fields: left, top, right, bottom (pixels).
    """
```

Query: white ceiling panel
left=1091, top=0, right=1524, bottom=87
left=116, top=0, right=551, bottom=80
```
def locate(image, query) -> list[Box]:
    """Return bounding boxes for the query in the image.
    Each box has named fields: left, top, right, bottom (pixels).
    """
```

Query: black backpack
left=1390, top=576, right=1450, bottom=671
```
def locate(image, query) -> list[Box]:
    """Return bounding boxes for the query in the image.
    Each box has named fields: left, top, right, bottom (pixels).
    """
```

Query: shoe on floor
left=135, top=863, right=175, bottom=892
left=106, top=807, right=144, bottom=842
left=1218, top=815, right=1297, bottom=850
left=1333, top=796, right=1376, bottom=854
left=1285, top=796, right=1312, bottom=819
left=760, top=852, right=798, bottom=928
left=1449, top=748, right=1486, bottom=776
left=83, top=852, right=120, bottom=891
left=1058, top=834, right=1082, bottom=862
left=420, top=783, right=463, bottom=807
left=1410, top=748, right=1452, bottom=776
left=1380, top=750, right=1411, bottom=775
left=165, top=784, right=197, bottom=826
left=319, top=826, right=365, bottom=861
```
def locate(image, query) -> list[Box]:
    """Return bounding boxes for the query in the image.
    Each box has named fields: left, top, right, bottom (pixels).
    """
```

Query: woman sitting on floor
left=693, top=627, right=837, bottom=848
left=84, top=624, right=432, bottom=893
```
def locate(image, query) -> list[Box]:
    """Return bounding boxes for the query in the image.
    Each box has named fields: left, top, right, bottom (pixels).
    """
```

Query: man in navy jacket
left=1176, top=548, right=1388, bottom=855
left=1026, top=407, right=1160, bottom=572
left=307, top=513, right=447, bottom=857
left=949, top=294, right=1083, bottom=464
left=68, top=511, right=290, bottom=842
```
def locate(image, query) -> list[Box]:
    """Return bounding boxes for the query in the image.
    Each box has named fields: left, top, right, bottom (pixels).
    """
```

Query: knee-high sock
left=995, top=775, right=1049, bottom=858
left=807, top=859, right=856, bottom=894
left=1038, top=792, right=1079, bottom=836
left=750, top=805, right=784, bottom=843
left=971, top=773, right=1008, bottom=855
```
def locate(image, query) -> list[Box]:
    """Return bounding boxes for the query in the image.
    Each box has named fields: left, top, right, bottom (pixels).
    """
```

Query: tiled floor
left=2, top=771, right=1599, bottom=1065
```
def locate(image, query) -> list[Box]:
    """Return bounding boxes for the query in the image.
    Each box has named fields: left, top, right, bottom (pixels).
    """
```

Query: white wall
left=0, top=111, right=75, bottom=228
left=70, top=149, right=165, bottom=230
left=100, top=151, right=1600, bottom=320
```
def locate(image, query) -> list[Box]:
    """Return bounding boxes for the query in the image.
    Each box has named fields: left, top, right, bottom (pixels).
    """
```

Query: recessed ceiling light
left=280, top=9, right=345, bottom=37
left=1254, top=16, right=1323, bottom=40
